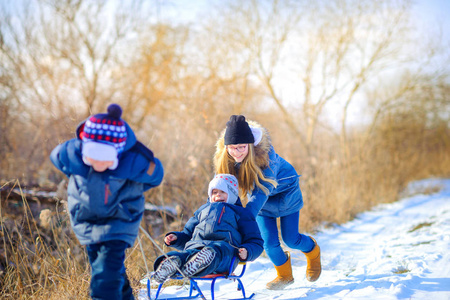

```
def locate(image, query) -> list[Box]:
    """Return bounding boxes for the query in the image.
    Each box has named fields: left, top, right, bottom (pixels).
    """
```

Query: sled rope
left=138, top=235, right=150, bottom=276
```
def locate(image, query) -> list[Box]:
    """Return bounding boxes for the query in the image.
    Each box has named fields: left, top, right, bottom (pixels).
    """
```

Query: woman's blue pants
left=256, top=211, right=315, bottom=266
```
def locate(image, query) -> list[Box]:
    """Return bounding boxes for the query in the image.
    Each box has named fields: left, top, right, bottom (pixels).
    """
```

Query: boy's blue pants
left=256, top=211, right=315, bottom=266
left=86, top=240, right=134, bottom=300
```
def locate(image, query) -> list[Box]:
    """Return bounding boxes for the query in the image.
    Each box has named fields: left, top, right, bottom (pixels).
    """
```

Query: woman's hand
left=164, top=234, right=177, bottom=245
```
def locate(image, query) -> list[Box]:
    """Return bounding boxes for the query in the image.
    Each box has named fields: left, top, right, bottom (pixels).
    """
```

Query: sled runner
left=150, top=256, right=255, bottom=300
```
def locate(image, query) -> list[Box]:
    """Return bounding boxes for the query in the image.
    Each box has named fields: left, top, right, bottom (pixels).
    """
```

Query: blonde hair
left=213, top=136, right=278, bottom=202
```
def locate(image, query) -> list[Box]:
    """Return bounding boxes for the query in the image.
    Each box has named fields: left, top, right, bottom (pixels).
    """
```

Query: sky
left=412, top=0, right=450, bottom=28
left=158, top=0, right=450, bottom=31
left=138, top=177, right=450, bottom=299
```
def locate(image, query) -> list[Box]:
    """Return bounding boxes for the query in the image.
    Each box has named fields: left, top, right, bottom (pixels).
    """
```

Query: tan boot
left=303, top=237, right=321, bottom=282
left=266, top=251, right=294, bottom=290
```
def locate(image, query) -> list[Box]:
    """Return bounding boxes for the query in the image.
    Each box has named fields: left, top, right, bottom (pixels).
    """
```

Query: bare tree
left=0, top=0, right=155, bottom=118
left=198, top=0, right=446, bottom=161
left=0, top=0, right=160, bottom=183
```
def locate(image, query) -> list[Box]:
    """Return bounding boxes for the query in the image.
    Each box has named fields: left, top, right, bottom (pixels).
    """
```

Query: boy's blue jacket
left=166, top=199, right=263, bottom=263
left=50, top=121, right=164, bottom=247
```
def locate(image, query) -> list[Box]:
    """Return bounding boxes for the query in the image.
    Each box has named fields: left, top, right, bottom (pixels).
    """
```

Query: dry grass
left=296, top=113, right=450, bottom=233
left=0, top=182, right=90, bottom=299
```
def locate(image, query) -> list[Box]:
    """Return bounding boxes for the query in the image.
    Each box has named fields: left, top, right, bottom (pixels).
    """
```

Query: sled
left=149, top=256, right=255, bottom=300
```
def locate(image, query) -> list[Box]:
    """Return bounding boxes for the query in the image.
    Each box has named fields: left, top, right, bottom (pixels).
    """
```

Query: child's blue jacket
left=166, top=199, right=263, bottom=263
left=50, top=121, right=164, bottom=247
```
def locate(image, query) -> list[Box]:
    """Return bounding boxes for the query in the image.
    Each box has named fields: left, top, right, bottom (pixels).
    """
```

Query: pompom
left=107, top=104, right=122, bottom=119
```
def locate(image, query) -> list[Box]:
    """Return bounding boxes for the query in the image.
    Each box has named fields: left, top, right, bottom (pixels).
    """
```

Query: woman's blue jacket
left=245, top=146, right=303, bottom=218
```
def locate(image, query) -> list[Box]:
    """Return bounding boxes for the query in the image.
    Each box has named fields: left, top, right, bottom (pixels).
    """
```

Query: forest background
left=0, top=0, right=449, bottom=299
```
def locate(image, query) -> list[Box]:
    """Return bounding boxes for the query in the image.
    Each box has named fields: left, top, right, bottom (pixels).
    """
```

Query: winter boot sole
left=182, top=247, right=216, bottom=277
left=154, top=256, right=182, bottom=284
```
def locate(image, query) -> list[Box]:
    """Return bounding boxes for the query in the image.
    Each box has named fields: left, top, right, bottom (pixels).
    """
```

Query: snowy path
left=139, top=178, right=450, bottom=300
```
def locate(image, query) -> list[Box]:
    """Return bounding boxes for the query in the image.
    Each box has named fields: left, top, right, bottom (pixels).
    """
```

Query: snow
left=139, top=178, right=450, bottom=300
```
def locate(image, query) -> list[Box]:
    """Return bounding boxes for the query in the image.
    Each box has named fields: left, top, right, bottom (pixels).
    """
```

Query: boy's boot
left=302, top=237, right=321, bottom=282
left=182, top=247, right=216, bottom=277
left=154, top=256, right=182, bottom=284
left=266, top=251, right=294, bottom=290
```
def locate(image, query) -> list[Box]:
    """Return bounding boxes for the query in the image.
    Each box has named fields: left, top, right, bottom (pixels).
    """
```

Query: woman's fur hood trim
left=217, top=119, right=272, bottom=168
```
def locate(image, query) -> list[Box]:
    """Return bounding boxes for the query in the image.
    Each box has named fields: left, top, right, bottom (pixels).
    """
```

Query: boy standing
left=50, top=104, right=164, bottom=300
left=153, top=174, right=263, bottom=283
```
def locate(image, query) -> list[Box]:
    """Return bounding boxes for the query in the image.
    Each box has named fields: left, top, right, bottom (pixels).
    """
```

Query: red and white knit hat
left=208, top=174, right=239, bottom=205
left=81, top=103, right=127, bottom=154
left=81, top=104, right=127, bottom=170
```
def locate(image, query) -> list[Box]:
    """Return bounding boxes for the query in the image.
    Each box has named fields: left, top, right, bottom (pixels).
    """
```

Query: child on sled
left=153, top=174, right=263, bottom=283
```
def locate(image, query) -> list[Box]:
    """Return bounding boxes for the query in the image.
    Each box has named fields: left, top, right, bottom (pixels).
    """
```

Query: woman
left=213, top=115, right=321, bottom=290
